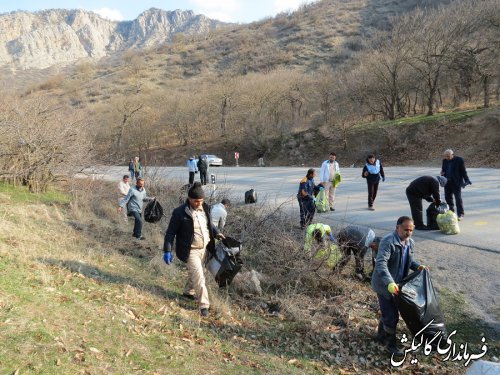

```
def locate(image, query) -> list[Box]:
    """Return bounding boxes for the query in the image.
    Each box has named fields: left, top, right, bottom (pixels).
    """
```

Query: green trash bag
left=315, top=189, right=329, bottom=213
left=436, top=210, right=460, bottom=235
left=315, top=244, right=341, bottom=268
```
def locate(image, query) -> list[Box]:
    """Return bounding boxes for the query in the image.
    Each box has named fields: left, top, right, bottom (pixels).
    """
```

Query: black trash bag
left=397, top=269, right=447, bottom=342
left=144, top=199, right=164, bottom=223
left=426, top=202, right=449, bottom=230
left=206, top=237, right=243, bottom=287
left=245, top=189, right=257, bottom=204
left=426, top=203, right=440, bottom=230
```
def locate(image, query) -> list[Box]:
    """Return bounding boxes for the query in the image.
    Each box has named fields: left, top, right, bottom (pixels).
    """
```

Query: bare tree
left=0, top=94, right=91, bottom=192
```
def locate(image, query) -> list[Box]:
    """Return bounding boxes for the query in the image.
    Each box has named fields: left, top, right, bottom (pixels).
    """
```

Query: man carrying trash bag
left=371, top=216, right=429, bottom=356
left=162, top=182, right=225, bottom=318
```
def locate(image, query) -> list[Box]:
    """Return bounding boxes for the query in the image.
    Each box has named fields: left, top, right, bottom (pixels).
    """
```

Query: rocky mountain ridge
left=0, top=8, right=224, bottom=70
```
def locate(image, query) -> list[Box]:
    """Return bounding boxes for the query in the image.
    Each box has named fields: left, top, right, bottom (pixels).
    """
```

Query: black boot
left=376, top=321, right=386, bottom=344
left=385, top=333, right=404, bottom=356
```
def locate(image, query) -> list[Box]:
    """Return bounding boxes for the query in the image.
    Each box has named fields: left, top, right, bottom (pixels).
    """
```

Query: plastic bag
left=436, top=210, right=460, bottom=235
left=397, top=269, right=447, bottom=342
left=206, top=237, right=243, bottom=287
left=427, top=202, right=449, bottom=230
left=315, top=189, right=329, bottom=213
left=314, top=244, right=341, bottom=268
left=245, top=189, right=257, bottom=204
left=144, top=199, right=163, bottom=223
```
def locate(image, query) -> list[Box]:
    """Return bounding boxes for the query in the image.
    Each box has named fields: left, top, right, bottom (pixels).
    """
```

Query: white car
left=201, top=154, right=223, bottom=166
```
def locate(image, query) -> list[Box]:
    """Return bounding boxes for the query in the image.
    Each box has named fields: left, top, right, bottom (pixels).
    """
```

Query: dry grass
left=0, top=179, right=495, bottom=373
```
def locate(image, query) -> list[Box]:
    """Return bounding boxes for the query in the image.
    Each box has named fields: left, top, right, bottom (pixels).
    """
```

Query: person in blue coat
left=297, top=168, right=317, bottom=229
left=362, top=155, right=385, bottom=210
left=441, top=149, right=471, bottom=221
left=371, top=216, right=428, bottom=356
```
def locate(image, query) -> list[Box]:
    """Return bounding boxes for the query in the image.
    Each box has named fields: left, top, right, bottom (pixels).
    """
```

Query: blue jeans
left=444, top=181, right=464, bottom=216
left=377, top=294, right=399, bottom=334
left=129, top=210, right=143, bottom=238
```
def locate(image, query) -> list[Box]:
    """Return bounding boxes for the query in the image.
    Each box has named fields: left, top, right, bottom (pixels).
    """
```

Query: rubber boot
left=385, top=333, right=404, bottom=356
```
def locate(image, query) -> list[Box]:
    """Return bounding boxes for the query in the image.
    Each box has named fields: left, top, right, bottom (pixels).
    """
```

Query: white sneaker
left=458, top=215, right=464, bottom=221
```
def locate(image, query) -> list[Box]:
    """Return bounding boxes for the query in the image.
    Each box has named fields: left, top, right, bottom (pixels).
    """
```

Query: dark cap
left=188, top=182, right=205, bottom=199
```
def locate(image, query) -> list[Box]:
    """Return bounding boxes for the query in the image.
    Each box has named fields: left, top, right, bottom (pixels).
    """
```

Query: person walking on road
left=187, top=156, right=198, bottom=185
left=211, top=198, right=231, bottom=231
left=362, top=155, right=385, bottom=210
left=119, top=178, right=154, bottom=240
left=319, top=152, right=340, bottom=211
left=297, top=168, right=318, bottom=229
left=133, top=156, right=142, bottom=180
left=335, top=225, right=381, bottom=281
left=198, top=155, right=209, bottom=185
left=371, top=216, right=428, bottom=356
left=117, top=175, right=131, bottom=222
left=162, top=182, right=224, bottom=317
left=128, top=158, right=135, bottom=182
left=441, top=149, right=471, bottom=221
left=405, top=175, right=447, bottom=230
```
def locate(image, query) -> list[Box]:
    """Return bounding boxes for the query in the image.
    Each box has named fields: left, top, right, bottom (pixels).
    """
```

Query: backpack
left=144, top=199, right=164, bottom=223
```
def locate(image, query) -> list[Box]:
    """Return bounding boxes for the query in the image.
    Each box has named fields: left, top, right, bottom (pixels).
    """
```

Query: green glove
left=388, top=282, right=399, bottom=295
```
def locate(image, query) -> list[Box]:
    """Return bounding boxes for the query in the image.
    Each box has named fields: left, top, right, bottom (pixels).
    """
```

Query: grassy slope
left=0, top=181, right=497, bottom=374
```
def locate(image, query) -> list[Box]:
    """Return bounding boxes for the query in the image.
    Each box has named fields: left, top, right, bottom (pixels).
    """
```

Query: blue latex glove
left=163, top=252, right=173, bottom=265
left=312, top=197, right=317, bottom=203
left=329, top=233, right=336, bottom=241
left=319, top=186, right=325, bottom=191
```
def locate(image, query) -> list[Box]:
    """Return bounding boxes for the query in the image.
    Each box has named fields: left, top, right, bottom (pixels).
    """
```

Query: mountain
left=0, top=8, right=225, bottom=70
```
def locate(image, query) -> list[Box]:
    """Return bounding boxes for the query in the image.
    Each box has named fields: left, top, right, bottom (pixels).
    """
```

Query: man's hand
left=363, top=171, right=369, bottom=177
left=216, top=233, right=225, bottom=240
left=382, top=177, right=385, bottom=182
left=118, top=207, right=123, bottom=213
left=388, top=282, right=399, bottom=295
left=163, top=252, right=173, bottom=265
left=418, top=265, right=429, bottom=271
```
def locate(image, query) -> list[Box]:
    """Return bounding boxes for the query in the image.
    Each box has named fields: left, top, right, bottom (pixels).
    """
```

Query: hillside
left=1, top=180, right=498, bottom=373
left=144, top=108, right=500, bottom=168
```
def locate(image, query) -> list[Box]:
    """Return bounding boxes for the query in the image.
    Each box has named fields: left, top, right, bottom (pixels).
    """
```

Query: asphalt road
left=79, top=165, right=500, bottom=333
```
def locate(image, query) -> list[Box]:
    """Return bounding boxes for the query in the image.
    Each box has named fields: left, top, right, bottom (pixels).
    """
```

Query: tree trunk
left=483, top=75, right=490, bottom=108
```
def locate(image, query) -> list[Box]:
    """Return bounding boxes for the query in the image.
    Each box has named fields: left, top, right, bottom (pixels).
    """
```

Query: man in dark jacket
left=334, top=225, right=381, bottom=281
left=297, top=168, right=317, bottom=229
left=441, top=149, right=471, bottom=221
left=405, top=175, right=447, bottom=230
left=163, top=182, right=223, bottom=317
left=372, top=216, right=428, bottom=356
left=362, top=154, right=385, bottom=210
left=197, top=156, right=209, bottom=185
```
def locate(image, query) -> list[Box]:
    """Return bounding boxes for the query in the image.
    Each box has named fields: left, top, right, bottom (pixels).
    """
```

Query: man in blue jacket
left=441, top=149, right=471, bottom=221
left=371, top=216, right=428, bottom=356
left=297, top=168, right=317, bottom=229
left=163, top=182, right=224, bottom=317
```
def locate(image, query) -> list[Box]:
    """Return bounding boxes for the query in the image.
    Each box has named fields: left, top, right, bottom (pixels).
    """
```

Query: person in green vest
left=304, top=223, right=340, bottom=268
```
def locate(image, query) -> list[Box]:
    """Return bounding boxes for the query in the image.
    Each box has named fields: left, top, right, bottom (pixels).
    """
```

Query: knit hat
left=436, top=176, right=447, bottom=187
left=188, top=182, right=205, bottom=199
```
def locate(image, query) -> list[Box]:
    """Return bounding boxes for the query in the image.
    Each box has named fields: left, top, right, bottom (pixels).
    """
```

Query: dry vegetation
left=2, top=179, right=498, bottom=373
left=0, top=0, right=499, bottom=182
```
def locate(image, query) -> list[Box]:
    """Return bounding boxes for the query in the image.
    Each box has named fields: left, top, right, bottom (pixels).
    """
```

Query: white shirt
left=117, top=180, right=130, bottom=197
left=320, top=160, right=340, bottom=183
left=211, top=203, right=227, bottom=230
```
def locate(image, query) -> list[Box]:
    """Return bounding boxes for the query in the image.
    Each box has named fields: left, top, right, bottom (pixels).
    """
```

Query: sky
left=0, top=0, right=319, bottom=23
